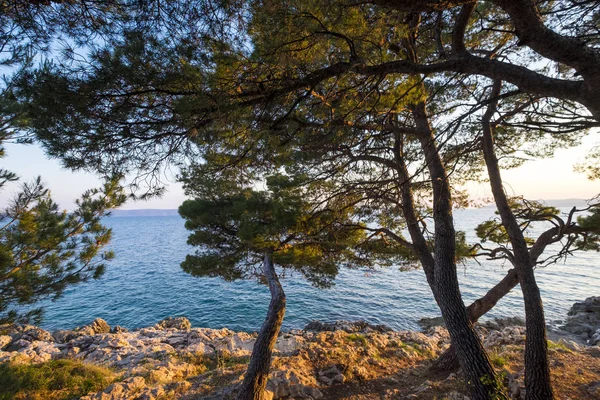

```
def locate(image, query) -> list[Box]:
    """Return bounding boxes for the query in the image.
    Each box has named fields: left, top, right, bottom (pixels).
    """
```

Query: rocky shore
left=1, top=297, right=599, bottom=399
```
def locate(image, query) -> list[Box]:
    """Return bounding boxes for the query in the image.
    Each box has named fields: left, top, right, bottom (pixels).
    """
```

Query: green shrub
left=489, top=351, right=508, bottom=368
left=346, top=333, right=368, bottom=346
left=0, top=359, right=117, bottom=400
left=547, top=340, right=572, bottom=352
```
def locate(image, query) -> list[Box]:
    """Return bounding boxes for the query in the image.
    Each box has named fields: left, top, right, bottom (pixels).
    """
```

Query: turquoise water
left=36, top=208, right=600, bottom=332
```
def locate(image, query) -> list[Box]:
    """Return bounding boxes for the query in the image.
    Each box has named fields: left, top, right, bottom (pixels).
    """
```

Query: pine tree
left=179, top=170, right=405, bottom=399
left=0, top=170, right=126, bottom=325
left=5, top=1, right=600, bottom=398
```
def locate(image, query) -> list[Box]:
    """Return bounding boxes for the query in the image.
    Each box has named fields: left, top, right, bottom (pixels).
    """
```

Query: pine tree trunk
left=395, top=17, right=505, bottom=397
left=481, top=81, right=554, bottom=399
left=431, top=269, right=519, bottom=372
left=236, top=253, right=286, bottom=400
left=410, top=102, right=507, bottom=400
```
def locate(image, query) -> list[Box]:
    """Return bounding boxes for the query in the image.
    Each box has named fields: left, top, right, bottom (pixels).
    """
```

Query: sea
left=35, top=207, right=600, bottom=333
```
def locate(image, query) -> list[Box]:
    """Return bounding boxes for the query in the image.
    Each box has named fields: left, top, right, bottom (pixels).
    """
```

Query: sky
left=0, top=133, right=598, bottom=211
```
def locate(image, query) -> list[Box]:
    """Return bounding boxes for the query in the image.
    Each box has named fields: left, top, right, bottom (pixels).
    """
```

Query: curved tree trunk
left=481, top=81, right=554, bottom=399
left=236, top=253, right=286, bottom=400
left=431, top=269, right=519, bottom=372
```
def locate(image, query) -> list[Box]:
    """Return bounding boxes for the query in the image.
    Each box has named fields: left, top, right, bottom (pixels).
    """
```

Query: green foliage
left=475, top=198, right=561, bottom=246
left=575, top=208, right=600, bottom=251
left=0, top=359, right=117, bottom=400
left=345, top=333, right=368, bottom=346
left=478, top=369, right=508, bottom=400
left=179, top=171, right=403, bottom=287
left=0, top=168, right=126, bottom=324
left=576, top=145, right=600, bottom=180
left=488, top=351, right=508, bottom=368
left=546, top=340, right=572, bottom=353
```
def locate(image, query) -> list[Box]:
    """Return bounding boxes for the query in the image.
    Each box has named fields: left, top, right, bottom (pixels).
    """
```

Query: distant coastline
left=110, top=198, right=592, bottom=217
left=109, top=209, right=180, bottom=217
left=480, top=198, right=592, bottom=209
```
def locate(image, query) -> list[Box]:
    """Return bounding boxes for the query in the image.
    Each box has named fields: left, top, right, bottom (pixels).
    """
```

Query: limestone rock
left=154, top=317, right=191, bottom=331
left=569, top=297, right=600, bottom=316
left=54, top=318, right=111, bottom=343
left=81, top=376, right=146, bottom=400
left=53, top=329, right=75, bottom=344
left=267, top=365, right=323, bottom=399
left=507, top=371, right=525, bottom=400
left=0, top=335, right=11, bottom=350
left=418, top=316, right=445, bottom=330
left=592, top=329, right=600, bottom=346
left=483, top=326, right=526, bottom=348
left=318, top=365, right=345, bottom=386
left=274, top=333, right=303, bottom=355
left=8, top=325, right=53, bottom=346
left=147, top=362, right=196, bottom=384
left=304, top=320, right=391, bottom=333
left=90, top=318, right=111, bottom=334
left=480, top=316, right=525, bottom=331
left=215, top=331, right=255, bottom=356
left=111, top=325, right=128, bottom=334
left=562, top=297, right=600, bottom=344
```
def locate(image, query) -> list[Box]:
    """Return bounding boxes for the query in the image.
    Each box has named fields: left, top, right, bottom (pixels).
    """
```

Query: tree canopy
left=2, top=1, right=600, bottom=398
left=179, top=171, right=412, bottom=286
left=0, top=171, right=125, bottom=325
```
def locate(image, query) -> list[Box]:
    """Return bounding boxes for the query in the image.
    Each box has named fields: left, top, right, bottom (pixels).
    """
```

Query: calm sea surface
left=36, top=208, right=600, bottom=332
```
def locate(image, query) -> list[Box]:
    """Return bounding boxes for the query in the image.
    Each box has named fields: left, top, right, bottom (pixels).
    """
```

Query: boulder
left=303, top=320, right=391, bottom=333
left=0, top=335, right=11, bottom=350
left=318, top=365, right=345, bottom=386
left=154, top=317, right=191, bottom=331
left=568, top=297, right=600, bottom=316
left=80, top=376, right=146, bottom=400
left=8, top=325, right=53, bottom=345
left=111, top=325, right=128, bottom=334
left=562, top=297, right=600, bottom=344
left=86, top=318, right=111, bottom=335
left=54, top=318, right=111, bottom=343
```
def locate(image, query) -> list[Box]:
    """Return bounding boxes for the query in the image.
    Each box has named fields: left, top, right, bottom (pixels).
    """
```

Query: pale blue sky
left=1, top=134, right=598, bottom=211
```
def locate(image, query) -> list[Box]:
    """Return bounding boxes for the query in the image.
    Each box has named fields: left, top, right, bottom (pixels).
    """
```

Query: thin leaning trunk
left=236, top=253, right=286, bottom=400
left=481, top=81, right=554, bottom=399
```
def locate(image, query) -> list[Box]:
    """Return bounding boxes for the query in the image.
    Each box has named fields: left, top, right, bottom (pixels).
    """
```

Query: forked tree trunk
left=397, top=15, right=506, bottom=397
left=431, top=269, right=519, bottom=372
left=236, top=253, right=286, bottom=400
left=481, top=81, right=554, bottom=400
left=411, top=102, right=507, bottom=400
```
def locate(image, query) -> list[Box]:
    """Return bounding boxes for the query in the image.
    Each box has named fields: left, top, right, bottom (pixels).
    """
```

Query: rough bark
left=412, top=102, right=506, bottom=400
left=393, top=135, right=435, bottom=285
left=432, top=209, right=588, bottom=372
left=430, top=268, right=519, bottom=372
left=481, top=81, right=554, bottom=399
left=236, top=253, right=286, bottom=400
left=393, top=17, right=506, bottom=398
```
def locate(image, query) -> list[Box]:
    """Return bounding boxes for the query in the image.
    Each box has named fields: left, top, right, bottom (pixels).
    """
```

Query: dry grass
left=0, top=359, right=118, bottom=400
